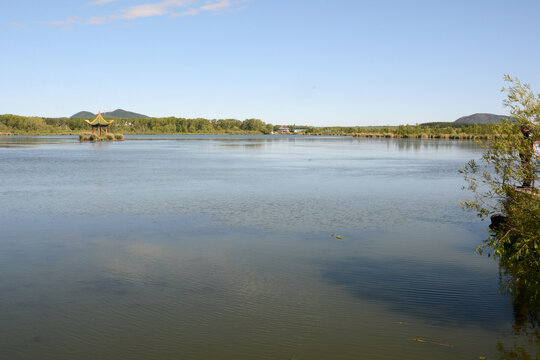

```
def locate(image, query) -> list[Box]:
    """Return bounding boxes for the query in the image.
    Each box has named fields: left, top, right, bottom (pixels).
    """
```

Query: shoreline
left=2, top=132, right=491, bottom=140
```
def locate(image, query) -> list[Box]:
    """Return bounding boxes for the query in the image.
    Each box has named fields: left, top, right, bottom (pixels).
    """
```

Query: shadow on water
left=321, top=256, right=513, bottom=328
left=494, top=260, right=540, bottom=359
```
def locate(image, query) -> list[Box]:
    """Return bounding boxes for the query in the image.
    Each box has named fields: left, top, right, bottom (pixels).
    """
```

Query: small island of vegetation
left=79, top=133, right=124, bottom=142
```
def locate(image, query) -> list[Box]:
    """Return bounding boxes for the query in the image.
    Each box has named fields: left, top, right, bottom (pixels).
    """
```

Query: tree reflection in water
left=496, top=259, right=540, bottom=360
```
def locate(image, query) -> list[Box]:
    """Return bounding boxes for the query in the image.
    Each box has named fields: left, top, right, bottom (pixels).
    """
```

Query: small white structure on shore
left=277, top=127, right=290, bottom=134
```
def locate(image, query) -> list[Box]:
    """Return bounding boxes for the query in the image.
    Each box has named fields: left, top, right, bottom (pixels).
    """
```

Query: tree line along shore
left=0, top=114, right=499, bottom=139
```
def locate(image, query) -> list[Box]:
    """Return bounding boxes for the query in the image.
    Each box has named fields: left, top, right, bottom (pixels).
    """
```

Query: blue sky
left=2, top=0, right=540, bottom=126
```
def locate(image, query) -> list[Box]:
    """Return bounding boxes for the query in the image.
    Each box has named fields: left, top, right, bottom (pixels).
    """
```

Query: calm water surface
left=0, top=135, right=536, bottom=359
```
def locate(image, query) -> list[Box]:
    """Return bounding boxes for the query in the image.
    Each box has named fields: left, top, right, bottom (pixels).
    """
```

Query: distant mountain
left=71, top=111, right=96, bottom=119
left=70, top=109, right=149, bottom=119
left=454, top=113, right=509, bottom=124
left=102, top=109, right=149, bottom=118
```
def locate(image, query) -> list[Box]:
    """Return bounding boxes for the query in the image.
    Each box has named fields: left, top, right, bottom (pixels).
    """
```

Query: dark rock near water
left=490, top=213, right=507, bottom=231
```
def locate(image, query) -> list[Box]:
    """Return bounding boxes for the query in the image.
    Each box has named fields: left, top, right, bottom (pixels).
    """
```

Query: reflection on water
left=0, top=135, right=78, bottom=148
left=494, top=259, right=540, bottom=359
left=322, top=256, right=511, bottom=327
left=0, top=135, right=536, bottom=359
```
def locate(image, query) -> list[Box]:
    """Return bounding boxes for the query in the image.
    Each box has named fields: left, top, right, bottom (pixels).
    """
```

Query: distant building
left=277, top=127, right=290, bottom=134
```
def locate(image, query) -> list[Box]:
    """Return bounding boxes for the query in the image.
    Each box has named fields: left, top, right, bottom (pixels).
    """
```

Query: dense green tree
left=241, top=118, right=264, bottom=131
left=461, top=75, right=540, bottom=298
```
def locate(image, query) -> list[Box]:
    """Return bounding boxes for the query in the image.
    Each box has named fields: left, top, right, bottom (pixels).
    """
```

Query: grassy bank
left=299, top=123, right=498, bottom=139
left=351, top=132, right=491, bottom=140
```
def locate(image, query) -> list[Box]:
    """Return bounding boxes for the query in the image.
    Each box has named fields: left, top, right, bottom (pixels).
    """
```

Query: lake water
left=0, top=135, right=537, bottom=359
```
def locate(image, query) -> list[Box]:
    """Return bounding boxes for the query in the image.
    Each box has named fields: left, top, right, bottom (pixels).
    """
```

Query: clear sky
left=2, top=0, right=540, bottom=126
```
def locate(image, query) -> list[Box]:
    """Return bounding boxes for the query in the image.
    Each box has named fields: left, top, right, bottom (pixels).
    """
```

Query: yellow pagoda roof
left=85, top=111, right=114, bottom=126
